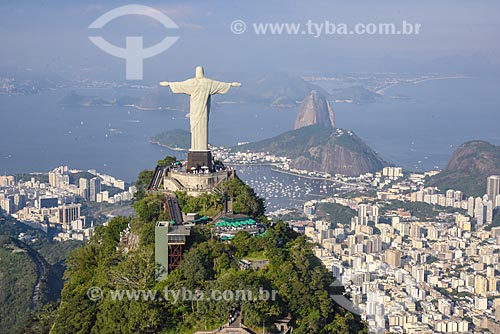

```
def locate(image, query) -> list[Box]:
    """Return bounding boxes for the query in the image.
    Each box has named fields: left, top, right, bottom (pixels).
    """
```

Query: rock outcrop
left=294, top=90, right=335, bottom=129
left=236, top=125, right=387, bottom=176
left=428, top=140, right=500, bottom=197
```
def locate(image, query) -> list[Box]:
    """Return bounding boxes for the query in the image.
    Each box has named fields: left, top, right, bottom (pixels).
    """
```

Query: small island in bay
left=151, top=128, right=191, bottom=151
left=331, top=85, right=383, bottom=103
left=58, top=91, right=112, bottom=107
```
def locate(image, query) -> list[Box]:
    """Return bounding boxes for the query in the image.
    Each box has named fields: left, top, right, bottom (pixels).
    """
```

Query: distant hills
left=58, top=91, right=111, bottom=107
left=130, top=87, right=188, bottom=110
left=58, top=89, right=188, bottom=110
left=236, top=71, right=328, bottom=106
left=428, top=140, right=500, bottom=197
left=236, top=87, right=387, bottom=176
left=236, top=125, right=387, bottom=176
left=331, top=86, right=383, bottom=103
left=59, top=72, right=322, bottom=109
left=59, top=73, right=384, bottom=111
left=151, top=128, right=190, bottom=151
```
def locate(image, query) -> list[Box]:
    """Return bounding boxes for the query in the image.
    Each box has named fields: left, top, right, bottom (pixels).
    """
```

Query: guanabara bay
left=2, top=2, right=500, bottom=334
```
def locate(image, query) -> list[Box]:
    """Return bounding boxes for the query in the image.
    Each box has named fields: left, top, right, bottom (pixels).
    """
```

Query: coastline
left=375, top=75, right=473, bottom=94
left=269, top=166, right=338, bottom=182
left=149, top=139, right=188, bottom=152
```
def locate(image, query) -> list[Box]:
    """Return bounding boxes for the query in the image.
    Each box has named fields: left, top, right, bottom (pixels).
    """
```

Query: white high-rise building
left=475, top=296, right=488, bottom=310
left=475, top=197, right=486, bottom=225
left=487, top=175, right=500, bottom=202
left=358, top=204, right=368, bottom=224
left=446, top=189, right=455, bottom=200
left=89, top=177, right=101, bottom=202
left=79, top=178, right=89, bottom=200
left=467, top=196, right=475, bottom=216
left=382, top=167, right=403, bottom=179
left=370, top=205, right=379, bottom=224
left=486, top=200, right=494, bottom=224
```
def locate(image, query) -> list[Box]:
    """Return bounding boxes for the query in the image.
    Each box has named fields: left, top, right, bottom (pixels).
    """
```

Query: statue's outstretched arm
left=231, top=82, right=242, bottom=87
left=160, top=79, right=193, bottom=94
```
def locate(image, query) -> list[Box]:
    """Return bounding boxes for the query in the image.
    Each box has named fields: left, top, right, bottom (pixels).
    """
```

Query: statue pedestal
left=187, top=150, right=213, bottom=172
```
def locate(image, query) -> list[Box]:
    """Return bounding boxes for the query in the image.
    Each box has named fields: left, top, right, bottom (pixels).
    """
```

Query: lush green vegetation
left=14, top=173, right=49, bottom=184
left=218, top=176, right=266, bottom=218
left=428, top=171, right=486, bottom=198
left=176, top=191, right=224, bottom=217
left=175, top=175, right=266, bottom=219
left=235, top=125, right=338, bottom=158
left=235, top=125, right=386, bottom=175
left=157, top=155, right=178, bottom=167
left=0, top=237, right=38, bottom=333
left=133, top=169, right=155, bottom=201
left=0, top=214, right=83, bottom=334
left=22, top=165, right=366, bottom=334
left=43, top=212, right=366, bottom=334
left=380, top=200, right=466, bottom=220
left=318, top=202, right=357, bottom=227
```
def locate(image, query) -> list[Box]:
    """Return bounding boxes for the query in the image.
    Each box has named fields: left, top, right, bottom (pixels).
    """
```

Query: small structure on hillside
left=212, top=214, right=266, bottom=241
left=155, top=221, right=191, bottom=281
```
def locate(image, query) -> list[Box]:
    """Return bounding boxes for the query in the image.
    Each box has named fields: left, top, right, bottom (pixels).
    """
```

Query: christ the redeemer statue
left=160, top=66, right=241, bottom=152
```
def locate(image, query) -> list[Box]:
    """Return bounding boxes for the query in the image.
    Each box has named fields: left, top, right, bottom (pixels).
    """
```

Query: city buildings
left=487, top=175, right=500, bottom=202
left=286, top=168, right=500, bottom=333
left=0, top=166, right=135, bottom=241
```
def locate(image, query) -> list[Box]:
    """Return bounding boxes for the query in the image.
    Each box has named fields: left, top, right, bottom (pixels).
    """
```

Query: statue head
left=195, top=66, right=204, bottom=79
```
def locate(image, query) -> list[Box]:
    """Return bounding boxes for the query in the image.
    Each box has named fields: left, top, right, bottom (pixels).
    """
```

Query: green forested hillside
left=235, top=125, right=387, bottom=176
left=428, top=140, right=500, bottom=197
left=26, top=169, right=367, bottom=334
left=0, top=236, right=38, bottom=334
left=0, top=214, right=82, bottom=334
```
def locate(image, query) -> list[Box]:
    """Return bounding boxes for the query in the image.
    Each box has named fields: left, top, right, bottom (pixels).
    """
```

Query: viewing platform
left=164, top=169, right=235, bottom=196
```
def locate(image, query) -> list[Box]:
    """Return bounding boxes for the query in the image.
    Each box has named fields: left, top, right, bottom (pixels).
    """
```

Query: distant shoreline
left=149, top=139, right=187, bottom=152
left=376, top=75, right=473, bottom=94
left=270, top=166, right=338, bottom=182
left=127, top=105, right=185, bottom=112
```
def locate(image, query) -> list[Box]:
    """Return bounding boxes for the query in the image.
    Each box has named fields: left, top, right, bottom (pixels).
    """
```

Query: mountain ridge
left=235, top=125, right=388, bottom=176
left=428, top=140, right=500, bottom=197
left=294, top=90, right=335, bottom=129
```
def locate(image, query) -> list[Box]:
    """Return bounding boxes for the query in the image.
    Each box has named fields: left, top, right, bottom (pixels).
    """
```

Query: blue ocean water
left=0, top=77, right=499, bottom=183
left=333, top=77, right=500, bottom=171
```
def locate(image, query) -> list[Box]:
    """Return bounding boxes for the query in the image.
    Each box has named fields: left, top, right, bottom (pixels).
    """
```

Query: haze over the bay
left=1, top=0, right=500, bottom=181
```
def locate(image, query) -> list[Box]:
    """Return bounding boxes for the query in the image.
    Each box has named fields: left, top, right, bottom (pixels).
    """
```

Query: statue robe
left=169, top=78, right=231, bottom=151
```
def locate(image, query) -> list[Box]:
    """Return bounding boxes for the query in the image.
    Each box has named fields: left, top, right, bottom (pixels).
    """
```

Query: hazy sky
left=1, top=0, right=499, bottom=81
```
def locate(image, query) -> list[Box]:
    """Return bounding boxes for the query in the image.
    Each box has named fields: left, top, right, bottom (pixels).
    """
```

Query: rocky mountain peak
left=294, top=90, right=335, bottom=129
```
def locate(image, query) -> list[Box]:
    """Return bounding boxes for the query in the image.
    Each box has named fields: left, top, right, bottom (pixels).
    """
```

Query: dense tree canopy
left=22, top=168, right=366, bottom=334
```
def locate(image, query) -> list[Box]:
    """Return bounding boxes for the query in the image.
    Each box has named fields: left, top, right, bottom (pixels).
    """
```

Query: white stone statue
left=160, top=66, right=241, bottom=151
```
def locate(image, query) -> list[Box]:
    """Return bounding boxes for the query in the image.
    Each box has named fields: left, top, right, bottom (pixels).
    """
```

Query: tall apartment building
left=487, top=175, right=500, bottom=202
left=79, top=178, right=90, bottom=200
left=89, top=177, right=101, bottom=202
left=385, top=249, right=402, bottom=268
